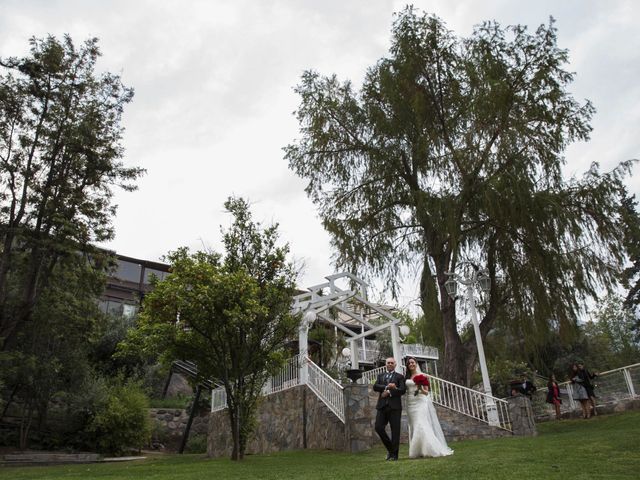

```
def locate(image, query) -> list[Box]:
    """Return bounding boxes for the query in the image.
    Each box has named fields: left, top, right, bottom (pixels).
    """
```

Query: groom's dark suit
left=373, top=369, right=406, bottom=459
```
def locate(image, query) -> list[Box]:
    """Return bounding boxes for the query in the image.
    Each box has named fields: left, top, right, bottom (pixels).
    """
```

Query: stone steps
left=367, top=389, right=510, bottom=443
left=0, top=452, right=102, bottom=466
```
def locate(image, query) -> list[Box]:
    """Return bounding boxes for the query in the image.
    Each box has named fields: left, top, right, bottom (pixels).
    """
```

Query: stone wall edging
left=207, top=385, right=345, bottom=458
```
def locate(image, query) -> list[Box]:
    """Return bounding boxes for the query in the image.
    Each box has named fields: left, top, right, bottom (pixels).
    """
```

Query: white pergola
left=291, top=272, right=406, bottom=381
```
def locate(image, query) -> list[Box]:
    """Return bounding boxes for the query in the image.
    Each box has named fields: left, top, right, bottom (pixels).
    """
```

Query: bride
left=405, top=357, right=453, bottom=458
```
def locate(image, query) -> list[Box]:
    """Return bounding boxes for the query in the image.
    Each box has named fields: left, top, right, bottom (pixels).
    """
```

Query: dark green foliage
left=122, top=197, right=300, bottom=460
left=0, top=34, right=143, bottom=451
left=0, top=34, right=143, bottom=350
left=0, top=252, right=109, bottom=449
left=572, top=296, right=639, bottom=371
left=86, top=378, right=151, bottom=456
left=620, top=191, right=640, bottom=330
left=286, top=7, right=634, bottom=384
left=485, top=294, right=640, bottom=382
left=308, top=324, right=339, bottom=369
left=2, top=412, right=640, bottom=479
left=184, top=433, right=208, bottom=454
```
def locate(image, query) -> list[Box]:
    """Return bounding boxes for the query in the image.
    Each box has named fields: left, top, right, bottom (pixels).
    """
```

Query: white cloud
left=1, top=0, right=638, bottom=299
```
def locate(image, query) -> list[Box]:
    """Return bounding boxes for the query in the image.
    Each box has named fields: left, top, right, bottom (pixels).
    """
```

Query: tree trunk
left=228, top=386, right=245, bottom=461
left=430, top=252, right=472, bottom=386
left=18, top=400, right=34, bottom=450
left=419, top=256, right=444, bottom=349
left=440, top=306, right=468, bottom=385
left=0, top=231, right=17, bottom=350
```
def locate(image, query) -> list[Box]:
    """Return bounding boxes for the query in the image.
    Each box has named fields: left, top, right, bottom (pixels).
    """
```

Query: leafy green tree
left=582, top=295, right=640, bottom=369
left=620, top=191, right=640, bottom=335
left=0, top=35, right=143, bottom=350
left=0, top=251, right=108, bottom=449
left=286, top=8, right=633, bottom=384
left=483, top=294, right=640, bottom=384
left=123, top=197, right=299, bottom=460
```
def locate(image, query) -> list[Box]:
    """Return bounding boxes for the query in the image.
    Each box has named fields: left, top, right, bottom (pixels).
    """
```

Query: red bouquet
left=413, top=374, right=430, bottom=396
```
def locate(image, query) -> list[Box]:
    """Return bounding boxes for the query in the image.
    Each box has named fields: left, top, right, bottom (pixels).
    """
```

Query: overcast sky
left=1, top=0, right=639, bottom=308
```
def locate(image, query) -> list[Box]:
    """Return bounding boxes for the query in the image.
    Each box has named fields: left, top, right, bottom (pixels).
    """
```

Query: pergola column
left=299, top=311, right=316, bottom=384
left=390, top=324, right=403, bottom=373
left=349, top=339, right=359, bottom=369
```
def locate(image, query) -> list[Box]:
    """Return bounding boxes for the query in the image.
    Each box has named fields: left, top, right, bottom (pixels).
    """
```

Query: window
left=144, top=268, right=168, bottom=285
left=122, top=304, right=138, bottom=319
left=114, top=260, right=142, bottom=283
left=99, top=299, right=139, bottom=319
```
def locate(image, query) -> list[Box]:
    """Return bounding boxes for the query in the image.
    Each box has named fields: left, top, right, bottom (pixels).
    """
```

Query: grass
left=147, top=396, right=190, bottom=409
left=3, top=411, right=639, bottom=480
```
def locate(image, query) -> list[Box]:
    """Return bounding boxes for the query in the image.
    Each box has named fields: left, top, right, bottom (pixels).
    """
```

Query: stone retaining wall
left=207, top=385, right=345, bottom=458
left=367, top=389, right=512, bottom=443
left=149, top=408, right=209, bottom=450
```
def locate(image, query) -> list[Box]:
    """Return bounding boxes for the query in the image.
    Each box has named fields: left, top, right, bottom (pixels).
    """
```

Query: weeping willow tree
left=285, top=7, right=634, bottom=385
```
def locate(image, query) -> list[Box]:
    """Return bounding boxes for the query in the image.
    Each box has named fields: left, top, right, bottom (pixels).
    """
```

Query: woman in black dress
left=578, top=362, right=598, bottom=416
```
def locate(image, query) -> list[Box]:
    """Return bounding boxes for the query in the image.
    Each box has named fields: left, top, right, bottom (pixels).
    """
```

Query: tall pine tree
left=286, top=8, right=634, bottom=384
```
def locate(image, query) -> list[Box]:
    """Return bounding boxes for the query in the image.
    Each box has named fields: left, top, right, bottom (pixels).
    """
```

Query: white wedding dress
left=405, top=379, right=453, bottom=458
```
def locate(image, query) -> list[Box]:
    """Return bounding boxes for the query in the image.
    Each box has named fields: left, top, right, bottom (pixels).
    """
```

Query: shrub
left=148, top=394, right=190, bottom=409
left=184, top=433, right=208, bottom=454
left=87, top=379, right=151, bottom=456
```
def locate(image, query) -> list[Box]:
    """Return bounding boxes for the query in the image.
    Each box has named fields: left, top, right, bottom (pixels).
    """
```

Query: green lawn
left=3, top=411, right=639, bottom=480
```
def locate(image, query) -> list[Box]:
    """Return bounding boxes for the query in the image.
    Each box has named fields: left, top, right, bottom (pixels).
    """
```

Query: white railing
left=359, top=366, right=511, bottom=431
left=307, top=358, right=345, bottom=422
left=358, top=348, right=380, bottom=364
left=354, top=341, right=439, bottom=364
left=403, top=344, right=439, bottom=360
left=532, top=362, right=640, bottom=419
left=427, top=374, right=512, bottom=431
left=212, top=356, right=514, bottom=431
left=358, top=365, right=386, bottom=385
left=210, top=355, right=346, bottom=424
left=358, top=365, right=407, bottom=385
left=356, top=339, right=380, bottom=363
left=211, top=386, right=227, bottom=412
left=211, top=355, right=303, bottom=413
left=262, top=355, right=302, bottom=395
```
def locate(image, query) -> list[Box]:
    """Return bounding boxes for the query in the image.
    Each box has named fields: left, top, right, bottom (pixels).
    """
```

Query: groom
left=373, top=357, right=406, bottom=461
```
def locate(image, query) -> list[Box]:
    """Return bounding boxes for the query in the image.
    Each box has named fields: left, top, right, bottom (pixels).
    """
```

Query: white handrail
left=403, top=344, right=439, bottom=360
left=210, top=355, right=346, bottom=424
left=592, top=362, right=640, bottom=376
left=262, top=355, right=302, bottom=395
left=211, top=355, right=303, bottom=413
left=426, top=374, right=512, bottom=431
left=358, top=365, right=386, bottom=385
left=212, top=357, right=514, bottom=431
left=531, top=362, right=640, bottom=418
left=306, top=357, right=345, bottom=423
left=360, top=367, right=511, bottom=431
left=358, top=365, right=407, bottom=385
left=211, top=386, right=227, bottom=412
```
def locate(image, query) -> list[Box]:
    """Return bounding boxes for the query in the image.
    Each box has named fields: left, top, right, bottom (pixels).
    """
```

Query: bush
left=87, top=379, right=151, bottom=456
left=148, top=394, right=190, bottom=409
left=184, top=433, right=208, bottom=454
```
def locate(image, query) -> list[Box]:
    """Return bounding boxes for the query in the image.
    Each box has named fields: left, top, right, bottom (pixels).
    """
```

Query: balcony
left=354, top=340, right=439, bottom=364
